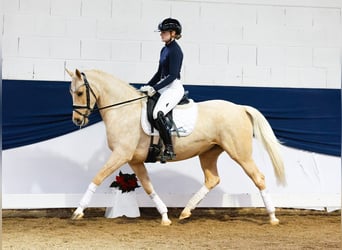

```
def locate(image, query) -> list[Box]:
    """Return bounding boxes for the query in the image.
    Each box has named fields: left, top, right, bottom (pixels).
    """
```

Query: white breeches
left=153, top=79, right=184, bottom=119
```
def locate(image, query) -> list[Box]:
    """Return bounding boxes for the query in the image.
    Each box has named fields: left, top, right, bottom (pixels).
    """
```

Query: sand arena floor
left=2, top=208, right=341, bottom=249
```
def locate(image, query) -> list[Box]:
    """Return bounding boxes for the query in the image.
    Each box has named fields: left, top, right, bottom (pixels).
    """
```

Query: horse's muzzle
left=72, top=116, right=88, bottom=127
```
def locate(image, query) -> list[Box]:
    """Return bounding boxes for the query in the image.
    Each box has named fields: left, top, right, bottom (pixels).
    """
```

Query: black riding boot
left=155, top=111, right=176, bottom=162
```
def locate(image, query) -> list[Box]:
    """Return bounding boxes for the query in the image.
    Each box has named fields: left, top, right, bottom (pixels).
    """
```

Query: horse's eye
left=77, top=91, right=83, bottom=97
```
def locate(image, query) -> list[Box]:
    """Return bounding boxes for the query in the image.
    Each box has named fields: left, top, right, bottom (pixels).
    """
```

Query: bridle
left=71, top=72, right=147, bottom=120
left=71, top=72, right=97, bottom=119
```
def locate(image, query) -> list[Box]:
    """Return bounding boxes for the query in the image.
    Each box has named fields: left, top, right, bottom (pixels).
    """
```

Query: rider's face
left=160, top=31, right=174, bottom=43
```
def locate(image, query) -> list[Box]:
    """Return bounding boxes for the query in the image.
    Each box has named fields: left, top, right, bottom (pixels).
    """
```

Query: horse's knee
left=205, top=176, right=220, bottom=189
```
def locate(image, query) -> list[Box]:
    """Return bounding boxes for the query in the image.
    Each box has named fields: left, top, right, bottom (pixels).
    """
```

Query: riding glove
left=140, top=85, right=156, bottom=97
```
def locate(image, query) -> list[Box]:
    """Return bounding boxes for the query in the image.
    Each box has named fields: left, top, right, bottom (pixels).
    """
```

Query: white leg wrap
left=186, top=186, right=210, bottom=211
left=260, top=189, right=275, bottom=214
left=74, top=207, right=84, bottom=215
left=149, top=191, right=168, bottom=215
left=79, top=182, right=97, bottom=209
left=162, top=213, right=169, bottom=221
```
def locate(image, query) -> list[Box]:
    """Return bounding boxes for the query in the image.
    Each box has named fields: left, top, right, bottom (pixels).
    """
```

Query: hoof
left=161, top=219, right=172, bottom=226
left=270, top=218, right=280, bottom=225
left=179, top=208, right=191, bottom=220
left=71, top=212, right=84, bottom=220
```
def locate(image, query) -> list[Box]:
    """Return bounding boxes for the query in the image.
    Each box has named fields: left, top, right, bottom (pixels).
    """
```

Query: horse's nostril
left=74, top=118, right=82, bottom=125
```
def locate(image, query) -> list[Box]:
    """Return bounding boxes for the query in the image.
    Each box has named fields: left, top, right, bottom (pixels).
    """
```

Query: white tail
left=244, top=106, right=286, bottom=185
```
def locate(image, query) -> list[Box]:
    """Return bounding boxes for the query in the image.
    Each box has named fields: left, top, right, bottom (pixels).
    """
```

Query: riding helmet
left=158, top=18, right=182, bottom=35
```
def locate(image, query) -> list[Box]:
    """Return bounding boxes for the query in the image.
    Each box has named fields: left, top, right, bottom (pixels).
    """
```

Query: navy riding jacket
left=148, top=40, right=183, bottom=91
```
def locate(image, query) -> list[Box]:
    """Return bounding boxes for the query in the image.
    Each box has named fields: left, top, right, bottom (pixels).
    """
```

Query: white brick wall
left=257, top=47, right=286, bottom=66
left=229, top=45, right=256, bottom=65
left=112, top=41, right=141, bottom=62
left=313, top=48, right=341, bottom=67
left=286, top=47, right=312, bottom=67
left=2, top=0, right=341, bottom=88
left=2, top=0, right=19, bottom=13
left=81, top=0, right=112, bottom=19
left=112, top=0, right=142, bottom=21
left=35, top=16, right=66, bottom=37
left=66, top=17, right=97, bottom=38
left=50, top=38, right=80, bottom=59
left=19, top=37, right=50, bottom=58
left=285, top=7, right=313, bottom=27
left=3, top=14, right=36, bottom=36
left=141, top=41, right=161, bottom=62
left=81, top=39, right=111, bottom=60
left=3, top=58, right=34, bottom=79
left=50, top=0, right=82, bottom=17
left=257, top=6, right=285, bottom=26
left=200, top=44, right=228, bottom=65
left=171, top=1, right=200, bottom=22
left=33, top=59, right=66, bottom=80
left=243, top=66, right=271, bottom=86
left=19, top=0, right=50, bottom=15
left=2, top=36, right=19, bottom=57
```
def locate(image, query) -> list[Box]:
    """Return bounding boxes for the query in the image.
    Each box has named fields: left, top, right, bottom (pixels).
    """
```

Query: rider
left=140, top=18, right=185, bottom=161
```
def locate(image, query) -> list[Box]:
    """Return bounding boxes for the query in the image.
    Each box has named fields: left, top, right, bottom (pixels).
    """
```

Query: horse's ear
left=65, top=68, right=74, bottom=77
left=75, top=69, right=82, bottom=79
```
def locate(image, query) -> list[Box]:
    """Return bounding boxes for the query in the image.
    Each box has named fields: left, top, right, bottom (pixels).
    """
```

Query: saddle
left=146, top=91, right=190, bottom=132
left=144, top=91, right=191, bottom=163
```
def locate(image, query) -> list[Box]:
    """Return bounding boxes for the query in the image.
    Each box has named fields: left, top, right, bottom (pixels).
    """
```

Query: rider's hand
left=139, top=85, right=149, bottom=92
left=140, top=85, right=156, bottom=97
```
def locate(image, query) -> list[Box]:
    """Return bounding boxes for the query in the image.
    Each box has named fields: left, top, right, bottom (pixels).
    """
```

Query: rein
left=94, top=96, right=147, bottom=111
left=72, top=72, right=147, bottom=119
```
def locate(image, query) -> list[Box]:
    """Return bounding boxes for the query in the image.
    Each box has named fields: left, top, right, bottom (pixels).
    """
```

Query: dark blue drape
left=184, top=85, right=341, bottom=156
left=2, top=80, right=102, bottom=149
left=3, top=80, right=341, bottom=156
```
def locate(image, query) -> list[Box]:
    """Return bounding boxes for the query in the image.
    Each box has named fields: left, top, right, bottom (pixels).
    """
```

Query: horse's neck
left=86, top=71, right=142, bottom=140
left=87, top=71, right=140, bottom=109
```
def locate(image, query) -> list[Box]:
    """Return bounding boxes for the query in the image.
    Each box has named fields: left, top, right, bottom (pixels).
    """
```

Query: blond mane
left=85, top=69, right=138, bottom=93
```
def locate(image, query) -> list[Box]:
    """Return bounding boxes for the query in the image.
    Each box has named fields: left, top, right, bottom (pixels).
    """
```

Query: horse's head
left=66, top=68, right=97, bottom=127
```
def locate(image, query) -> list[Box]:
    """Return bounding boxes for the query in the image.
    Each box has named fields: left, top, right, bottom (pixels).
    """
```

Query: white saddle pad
left=141, top=99, right=198, bottom=137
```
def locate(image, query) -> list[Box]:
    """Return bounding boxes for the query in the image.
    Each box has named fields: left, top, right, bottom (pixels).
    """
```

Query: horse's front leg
left=71, top=152, right=129, bottom=220
left=129, top=162, right=171, bottom=226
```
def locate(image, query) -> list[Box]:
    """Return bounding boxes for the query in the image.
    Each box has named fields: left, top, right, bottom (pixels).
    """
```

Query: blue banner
left=3, top=80, right=341, bottom=156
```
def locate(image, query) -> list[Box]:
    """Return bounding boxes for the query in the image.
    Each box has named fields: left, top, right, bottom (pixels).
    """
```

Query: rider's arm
left=148, top=64, right=161, bottom=86
left=152, top=48, right=182, bottom=91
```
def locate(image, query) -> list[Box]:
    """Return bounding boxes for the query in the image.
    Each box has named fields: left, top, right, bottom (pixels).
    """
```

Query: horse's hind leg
left=179, top=146, right=223, bottom=220
left=237, top=158, right=279, bottom=225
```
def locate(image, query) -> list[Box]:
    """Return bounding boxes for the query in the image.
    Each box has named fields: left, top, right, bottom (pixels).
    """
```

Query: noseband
left=71, top=72, right=147, bottom=120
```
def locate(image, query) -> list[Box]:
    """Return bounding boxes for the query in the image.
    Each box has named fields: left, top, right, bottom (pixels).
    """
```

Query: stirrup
left=160, top=153, right=176, bottom=163
left=159, top=145, right=176, bottom=163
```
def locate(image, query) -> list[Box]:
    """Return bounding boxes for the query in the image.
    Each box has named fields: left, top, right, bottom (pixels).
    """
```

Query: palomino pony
left=67, top=68, right=285, bottom=226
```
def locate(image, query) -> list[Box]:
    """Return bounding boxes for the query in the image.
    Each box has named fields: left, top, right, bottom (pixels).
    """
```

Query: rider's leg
left=152, top=80, right=184, bottom=161
left=152, top=79, right=184, bottom=119
left=154, top=111, right=175, bottom=160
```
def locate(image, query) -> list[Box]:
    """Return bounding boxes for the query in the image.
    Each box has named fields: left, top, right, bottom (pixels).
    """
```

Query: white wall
left=2, top=0, right=342, bottom=87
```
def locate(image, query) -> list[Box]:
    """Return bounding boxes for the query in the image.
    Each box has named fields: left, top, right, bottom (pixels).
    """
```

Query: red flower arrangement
left=110, top=171, right=140, bottom=193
